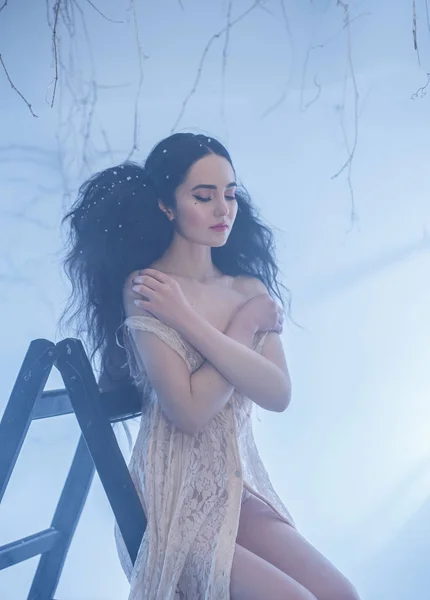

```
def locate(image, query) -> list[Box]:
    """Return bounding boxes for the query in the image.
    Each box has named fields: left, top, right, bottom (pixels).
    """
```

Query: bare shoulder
left=122, top=269, right=152, bottom=319
left=231, top=275, right=268, bottom=298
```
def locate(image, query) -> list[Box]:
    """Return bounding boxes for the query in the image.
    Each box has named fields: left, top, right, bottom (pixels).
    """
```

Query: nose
left=214, top=196, right=229, bottom=217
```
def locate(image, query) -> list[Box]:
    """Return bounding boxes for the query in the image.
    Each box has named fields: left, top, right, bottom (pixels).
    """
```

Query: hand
left=131, top=269, right=194, bottom=330
left=234, top=293, right=284, bottom=335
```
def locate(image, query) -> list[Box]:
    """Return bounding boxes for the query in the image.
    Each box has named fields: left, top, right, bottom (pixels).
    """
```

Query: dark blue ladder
left=0, top=338, right=146, bottom=599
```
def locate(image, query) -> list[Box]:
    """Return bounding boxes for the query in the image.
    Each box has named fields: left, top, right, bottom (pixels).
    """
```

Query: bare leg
left=236, top=494, right=360, bottom=600
left=230, top=542, right=317, bottom=600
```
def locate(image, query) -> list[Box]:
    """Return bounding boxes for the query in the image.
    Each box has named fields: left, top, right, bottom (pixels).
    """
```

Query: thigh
left=236, top=494, right=359, bottom=600
left=231, top=542, right=317, bottom=600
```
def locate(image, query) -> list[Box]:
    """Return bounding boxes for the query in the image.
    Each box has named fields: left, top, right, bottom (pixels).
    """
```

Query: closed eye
left=193, top=195, right=236, bottom=202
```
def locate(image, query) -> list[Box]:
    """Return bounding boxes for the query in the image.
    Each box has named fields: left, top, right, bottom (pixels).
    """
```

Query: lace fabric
left=114, top=315, right=295, bottom=599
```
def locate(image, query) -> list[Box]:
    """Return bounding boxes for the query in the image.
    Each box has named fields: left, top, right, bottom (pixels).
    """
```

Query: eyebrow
left=191, top=182, right=237, bottom=191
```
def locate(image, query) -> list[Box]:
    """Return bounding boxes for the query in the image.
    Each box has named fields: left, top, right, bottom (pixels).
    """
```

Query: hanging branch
left=425, top=0, right=430, bottom=32
left=411, top=72, right=430, bottom=99
left=0, top=54, right=38, bottom=117
left=84, top=0, right=123, bottom=23
left=300, top=7, right=369, bottom=113
left=412, top=0, right=421, bottom=66
left=126, top=0, right=148, bottom=160
left=170, top=0, right=264, bottom=133
left=299, top=0, right=332, bottom=113
left=49, top=0, right=62, bottom=108
left=219, top=0, right=233, bottom=135
left=261, top=0, right=295, bottom=119
left=69, top=0, right=101, bottom=176
left=331, top=0, right=359, bottom=230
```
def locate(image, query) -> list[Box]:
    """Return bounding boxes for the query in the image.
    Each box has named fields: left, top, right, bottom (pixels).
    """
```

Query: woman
left=60, top=133, right=360, bottom=599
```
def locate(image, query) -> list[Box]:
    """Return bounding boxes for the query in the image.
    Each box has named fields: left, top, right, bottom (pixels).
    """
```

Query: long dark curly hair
left=58, top=132, right=291, bottom=394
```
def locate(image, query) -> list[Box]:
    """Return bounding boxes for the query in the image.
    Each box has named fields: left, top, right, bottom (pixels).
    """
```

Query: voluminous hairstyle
left=59, top=132, right=290, bottom=396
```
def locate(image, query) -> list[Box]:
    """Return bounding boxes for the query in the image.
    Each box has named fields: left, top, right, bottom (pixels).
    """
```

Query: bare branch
left=411, top=72, right=430, bottom=99
left=100, top=126, right=115, bottom=163
left=126, top=0, right=148, bottom=160
left=171, top=0, right=264, bottom=133
left=0, top=54, right=38, bottom=117
left=220, top=0, right=233, bottom=135
left=412, top=0, right=421, bottom=66
left=331, top=0, right=360, bottom=230
left=49, top=0, right=62, bottom=108
left=299, top=0, right=331, bottom=113
left=46, top=0, right=52, bottom=28
left=300, top=6, right=369, bottom=113
left=84, top=0, right=124, bottom=24
left=68, top=0, right=100, bottom=176
left=302, top=74, right=321, bottom=111
left=426, top=0, right=430, bottom=32
left=79, top=81, right=98, bottom=175
left=0, top=1, right=8, bottom=13
left=261, top=0, right=295, bottom=119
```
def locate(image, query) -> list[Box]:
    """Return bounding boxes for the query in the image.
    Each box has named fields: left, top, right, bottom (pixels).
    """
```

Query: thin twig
left=45, top=0, right=52, bottom=28
left=332, top=0, right=359, bottom=230
left=100, top=126, right=115, bottom=163
left=0, top=54, right=38, bottom=117
left=0, top=1, right=8, bottom=13
left=70, top=0, right=100, bottom=176
left=302, top=74, right=321, bottom=110
left=412, top=0, right=421, bottom=65
left=261, top=0, right=295, bottom=119
left=50, top=0, right=62, bottom=108
left=84, top=0, right=123, bottom=23
left=425, top=0, right=430, bottom=32
left=126, top=0, right=148, bottom=160
left=299, top=0, right=331, bottom=112
left=411, top=72, right=430, bottom=99
left=300, top=6, right=369, bottom=113
left=220, top=0, right=233, bottom=136
left=171, top=0, right=264, bottom=133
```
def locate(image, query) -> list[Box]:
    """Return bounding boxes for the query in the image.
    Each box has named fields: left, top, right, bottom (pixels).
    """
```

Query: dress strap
left=123, top=315, right=190, bottom=363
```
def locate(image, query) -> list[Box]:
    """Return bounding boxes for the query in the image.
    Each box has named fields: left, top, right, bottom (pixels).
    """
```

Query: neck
left=154, top=234, right=222, bottom=283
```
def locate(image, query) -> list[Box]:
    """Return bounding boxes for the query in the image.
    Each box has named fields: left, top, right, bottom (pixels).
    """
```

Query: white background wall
left=0, top=1, right=429, bottom=598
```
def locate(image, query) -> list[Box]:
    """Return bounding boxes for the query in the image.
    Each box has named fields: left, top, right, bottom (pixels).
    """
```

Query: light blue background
left=1, top=1, right=429, bottom=598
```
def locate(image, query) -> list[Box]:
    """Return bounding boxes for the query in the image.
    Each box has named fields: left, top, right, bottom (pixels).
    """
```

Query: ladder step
left=0, top=528, right=62, bottom=570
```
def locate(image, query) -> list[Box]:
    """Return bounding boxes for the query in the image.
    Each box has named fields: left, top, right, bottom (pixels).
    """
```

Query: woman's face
left=160, top=154, right=238, bottom=247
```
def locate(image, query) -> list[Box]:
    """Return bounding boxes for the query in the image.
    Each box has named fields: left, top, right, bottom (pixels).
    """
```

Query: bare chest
left=178, top=278, right=249, bottom=333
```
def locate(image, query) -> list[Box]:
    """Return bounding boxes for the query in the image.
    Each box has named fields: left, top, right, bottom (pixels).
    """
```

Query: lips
left=210, top=224, right=229, bottom=230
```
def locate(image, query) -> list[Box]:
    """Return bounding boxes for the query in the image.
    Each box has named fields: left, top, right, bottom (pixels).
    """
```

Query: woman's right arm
left=187, top=314, right=257, bottom=431
left=123, top=282, right=259, bottom=434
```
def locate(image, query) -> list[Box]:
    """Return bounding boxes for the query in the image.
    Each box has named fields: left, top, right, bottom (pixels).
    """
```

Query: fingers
left=133, top=297, right=150, bottom=308
left=132, top=271, right=165, bottom=294
left=132, top=281, right=158, bottom=296
left=137, top=268, right=169, bottom=284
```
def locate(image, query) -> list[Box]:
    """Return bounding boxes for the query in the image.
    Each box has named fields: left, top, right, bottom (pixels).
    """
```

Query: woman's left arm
left=177, top=309, right=292, bottom=413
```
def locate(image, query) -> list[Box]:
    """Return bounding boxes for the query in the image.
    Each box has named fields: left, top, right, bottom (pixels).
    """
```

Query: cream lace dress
left=115, top=314, right=295, bottom=599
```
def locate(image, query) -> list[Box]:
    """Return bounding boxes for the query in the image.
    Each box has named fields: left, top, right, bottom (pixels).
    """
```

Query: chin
left=187, top=231, right=231, bottom=247
left=211, top=239, right=228, bottom=247
left=209, top=236, right=230, bottom=247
